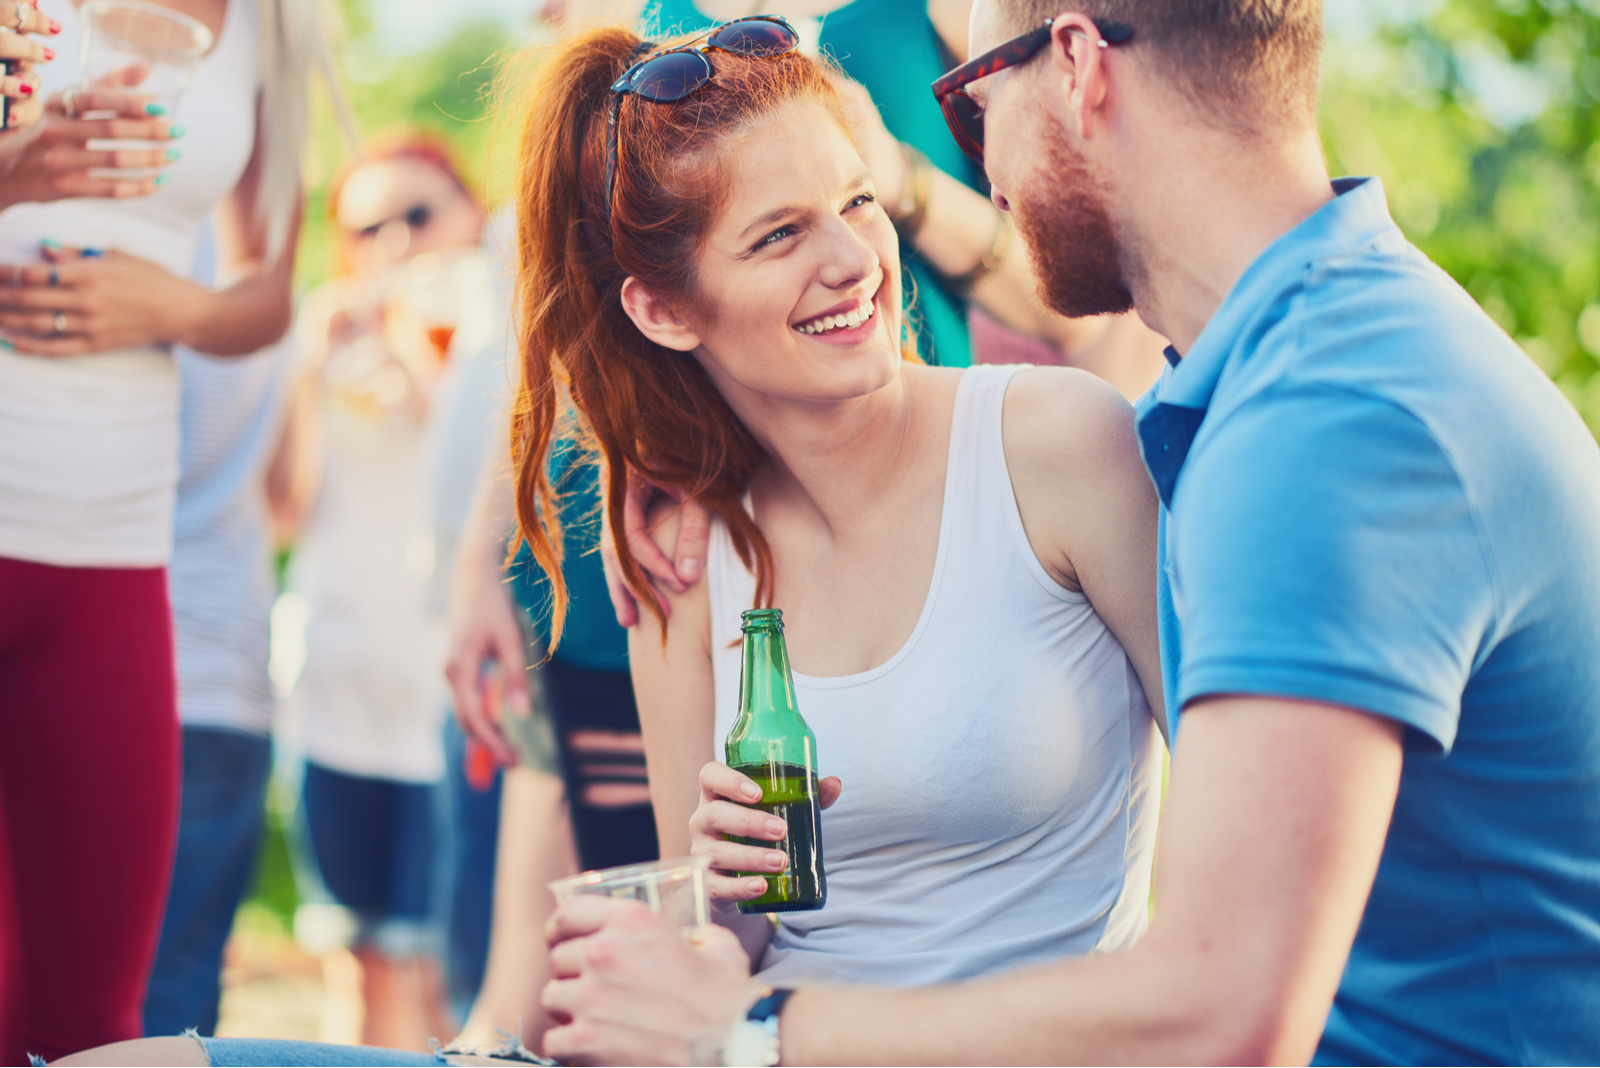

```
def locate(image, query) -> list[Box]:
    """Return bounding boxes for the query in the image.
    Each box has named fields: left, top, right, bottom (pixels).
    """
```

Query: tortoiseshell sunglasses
left=605, top=16, right=800, bottom=221
left=931, top=18, right=1134, bottom=165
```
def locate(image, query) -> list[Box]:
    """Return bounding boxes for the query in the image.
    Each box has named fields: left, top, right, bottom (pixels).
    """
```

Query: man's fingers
left=546, top=895, right=659, bottom=947
left=622, top=474, right=685, bottom=593
left=600, top=539, right=640, bottom=630
left=673, top=496, right=712, bottom=585
left=819, top=775, right=843, bottom=809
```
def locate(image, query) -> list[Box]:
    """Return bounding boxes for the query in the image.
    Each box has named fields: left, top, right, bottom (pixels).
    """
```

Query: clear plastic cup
left=550, top=856, right=712, bottom=932
left=78, top=0, right=212, bottom=179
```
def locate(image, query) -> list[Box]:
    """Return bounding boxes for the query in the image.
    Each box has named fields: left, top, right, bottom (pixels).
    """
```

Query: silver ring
left=61, top=89, right=77, bottom=119
left=12, top=2, right=26, bottom=32
left=52, top=310, right=65, bottom=336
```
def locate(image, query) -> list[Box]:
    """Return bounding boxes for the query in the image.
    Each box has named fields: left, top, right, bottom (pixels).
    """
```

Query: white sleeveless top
left=0, top=0, right=261, bottom=567
left=707, top=365, right=1164, bottom=987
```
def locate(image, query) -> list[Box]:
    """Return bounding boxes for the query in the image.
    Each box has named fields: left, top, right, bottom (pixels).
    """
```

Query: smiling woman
left=510, top=23, right=913, bottom=643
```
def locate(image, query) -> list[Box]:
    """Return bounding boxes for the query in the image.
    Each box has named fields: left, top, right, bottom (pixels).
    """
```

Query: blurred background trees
left=1321, top=0, right=1600, bottom=432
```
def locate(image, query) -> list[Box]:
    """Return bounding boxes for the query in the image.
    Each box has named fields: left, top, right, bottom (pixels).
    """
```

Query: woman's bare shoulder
left=1002, top=365, right=1143, bottom=480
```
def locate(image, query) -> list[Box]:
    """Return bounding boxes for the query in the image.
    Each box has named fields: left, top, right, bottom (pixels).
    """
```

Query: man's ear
left=1046, top=13, right=1111, bottom=139
left=620, top=276, right=701, bottom=352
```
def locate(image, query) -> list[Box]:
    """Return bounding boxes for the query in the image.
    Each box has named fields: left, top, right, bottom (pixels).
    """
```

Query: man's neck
left=1116, top=123, right=1333, bottom=355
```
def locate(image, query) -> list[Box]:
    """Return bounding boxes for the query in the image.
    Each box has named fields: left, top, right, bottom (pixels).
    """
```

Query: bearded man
left=541, top=0, right=1600, bottom=1063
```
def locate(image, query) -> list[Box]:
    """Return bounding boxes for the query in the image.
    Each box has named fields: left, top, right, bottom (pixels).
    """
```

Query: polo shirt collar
left=1138, top=177, right=1396, bottom=507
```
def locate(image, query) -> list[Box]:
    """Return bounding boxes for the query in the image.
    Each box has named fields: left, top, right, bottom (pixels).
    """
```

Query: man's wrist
left=718, top=984, right=795, bottom=1067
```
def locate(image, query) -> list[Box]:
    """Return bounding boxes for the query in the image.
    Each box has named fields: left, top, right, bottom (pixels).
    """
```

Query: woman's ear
left=620, top=277, right=701, bottom=352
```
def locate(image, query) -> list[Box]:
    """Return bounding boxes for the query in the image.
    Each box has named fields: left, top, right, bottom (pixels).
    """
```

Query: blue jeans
left=143, top=728, right=272, bottom=1037
left=438, top=715, right=502, bottom=1022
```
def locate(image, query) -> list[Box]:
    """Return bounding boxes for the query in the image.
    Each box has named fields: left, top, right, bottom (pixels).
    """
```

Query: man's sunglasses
left=605, top=16, right=800, bottom=222
left=932, top=18, right=1135, bottom=165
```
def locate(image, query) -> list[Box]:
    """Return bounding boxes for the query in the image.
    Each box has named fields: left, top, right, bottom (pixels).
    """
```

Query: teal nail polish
left=166, top=148, right=180, bottom=162
left=39, top=237, right=60, bottom=251
left=0, top=337, right=14, bottom=351
left=154, top=172, right=170, bottom=187
left=145, top=102, right=166, bottom=116
left=168, top=124, right=185, bottom=138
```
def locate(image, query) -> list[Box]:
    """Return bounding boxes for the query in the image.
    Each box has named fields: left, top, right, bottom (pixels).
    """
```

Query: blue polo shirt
left=1137, top=177, right=1600, bottom=1065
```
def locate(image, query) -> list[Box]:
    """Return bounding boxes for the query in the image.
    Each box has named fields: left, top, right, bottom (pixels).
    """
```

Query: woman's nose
left=816, top=217, right=879, bottom=289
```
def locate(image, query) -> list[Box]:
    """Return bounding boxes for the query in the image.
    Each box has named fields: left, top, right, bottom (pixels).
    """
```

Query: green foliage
left=1320, top=0, right=1600, bottom=434
left=243, top=777, right=302, bottom=932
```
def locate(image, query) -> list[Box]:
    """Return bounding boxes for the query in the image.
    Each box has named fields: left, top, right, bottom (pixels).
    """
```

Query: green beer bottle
left=725, top=608, right=826, bottom=913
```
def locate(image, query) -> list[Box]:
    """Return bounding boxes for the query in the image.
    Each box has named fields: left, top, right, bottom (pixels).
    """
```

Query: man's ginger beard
left=1009, top=115, right=1135, bottom=319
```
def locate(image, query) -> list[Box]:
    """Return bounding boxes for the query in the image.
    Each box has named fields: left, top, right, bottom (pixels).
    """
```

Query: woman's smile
left=791, top=283, right=882, bottom=343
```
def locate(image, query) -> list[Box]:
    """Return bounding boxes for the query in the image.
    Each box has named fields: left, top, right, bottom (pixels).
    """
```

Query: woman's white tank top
left=707, top=365, right=1164, bottom=987
left=0, top=0, right=260, bottom=567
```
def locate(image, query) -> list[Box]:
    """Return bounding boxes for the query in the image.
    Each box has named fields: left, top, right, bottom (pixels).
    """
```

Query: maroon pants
left=0, top=557, right=179, bottom=1065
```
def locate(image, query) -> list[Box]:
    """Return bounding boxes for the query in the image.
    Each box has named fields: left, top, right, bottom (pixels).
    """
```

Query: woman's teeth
left=795, top=298, right=875, bottom=335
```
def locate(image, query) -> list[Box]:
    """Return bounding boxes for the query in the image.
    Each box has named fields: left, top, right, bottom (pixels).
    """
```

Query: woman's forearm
left=174, top=267, right=294, bottom=357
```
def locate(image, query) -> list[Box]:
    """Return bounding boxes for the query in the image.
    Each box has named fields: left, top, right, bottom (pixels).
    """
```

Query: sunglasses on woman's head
left=604, top=15, right=801, bottom=222
left=931, top=18, right=1134, bottom=166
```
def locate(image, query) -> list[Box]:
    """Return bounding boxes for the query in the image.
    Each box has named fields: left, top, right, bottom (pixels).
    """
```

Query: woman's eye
left=846, top=192, right=876, bottom=211
left=753, top=225, right=795, bottom=252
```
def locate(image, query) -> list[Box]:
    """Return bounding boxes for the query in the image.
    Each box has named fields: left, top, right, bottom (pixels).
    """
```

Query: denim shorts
left=295, top=762, right=436, bottom=956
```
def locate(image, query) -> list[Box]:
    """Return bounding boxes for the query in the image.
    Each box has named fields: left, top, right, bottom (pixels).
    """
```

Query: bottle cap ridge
left=741, top=608, right=784, bottom=631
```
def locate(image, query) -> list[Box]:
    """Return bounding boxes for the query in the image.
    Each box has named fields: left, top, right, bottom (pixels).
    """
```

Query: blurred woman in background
left=270, top=132, right=488, bottom=1053
left=0, top=0, right=341, bottom=1060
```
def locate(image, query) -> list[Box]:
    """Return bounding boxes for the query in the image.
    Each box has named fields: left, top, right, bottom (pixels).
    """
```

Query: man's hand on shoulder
left=601, top=466, right=713, bottom=627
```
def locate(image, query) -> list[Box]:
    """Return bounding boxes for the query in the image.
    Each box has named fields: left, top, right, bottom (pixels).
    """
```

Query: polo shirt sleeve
left=1170, top=383, right=1497, bottom=753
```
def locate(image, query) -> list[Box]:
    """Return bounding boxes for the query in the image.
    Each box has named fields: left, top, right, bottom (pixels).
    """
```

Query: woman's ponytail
left=508, top=25, right=850, bottom=647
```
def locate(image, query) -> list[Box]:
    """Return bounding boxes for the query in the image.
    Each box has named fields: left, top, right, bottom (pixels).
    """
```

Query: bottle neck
left=739, top=628, right=802, bottom=725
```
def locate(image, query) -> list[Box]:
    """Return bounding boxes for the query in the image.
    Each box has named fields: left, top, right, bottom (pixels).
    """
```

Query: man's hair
left=1004, top=0, right=1324, bottom=131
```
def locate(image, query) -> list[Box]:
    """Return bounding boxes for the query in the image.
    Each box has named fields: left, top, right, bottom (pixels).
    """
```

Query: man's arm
left=781, top=696, right=1401, bottom=1065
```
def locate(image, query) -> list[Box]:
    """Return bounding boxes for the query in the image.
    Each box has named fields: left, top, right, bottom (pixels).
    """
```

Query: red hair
left=509, top=26, right=879, bottom=647
left=327, top=129, right=479, bottom=276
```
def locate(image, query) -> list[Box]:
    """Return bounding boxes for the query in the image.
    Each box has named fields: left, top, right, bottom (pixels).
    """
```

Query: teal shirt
left=508, top=440, right=629, bottom=674
left=645, top=0, right=978, bottom=367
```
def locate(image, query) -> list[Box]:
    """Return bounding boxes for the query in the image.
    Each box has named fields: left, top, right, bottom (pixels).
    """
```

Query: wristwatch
left=720, top=987, right=795, bottom=1067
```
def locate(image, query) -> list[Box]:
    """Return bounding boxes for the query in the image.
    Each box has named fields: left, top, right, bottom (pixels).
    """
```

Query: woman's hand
left=0, top=86, right=180, bottom=209
left=0, top=243, right=197, bottom=355
left=690, top=761, right=842, bottom=903
left=0, top=2, right=63, bottom=131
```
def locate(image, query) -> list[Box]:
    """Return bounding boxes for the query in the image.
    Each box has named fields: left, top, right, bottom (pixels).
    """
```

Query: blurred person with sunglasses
left=266, top=131, right=490, bottom=1054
